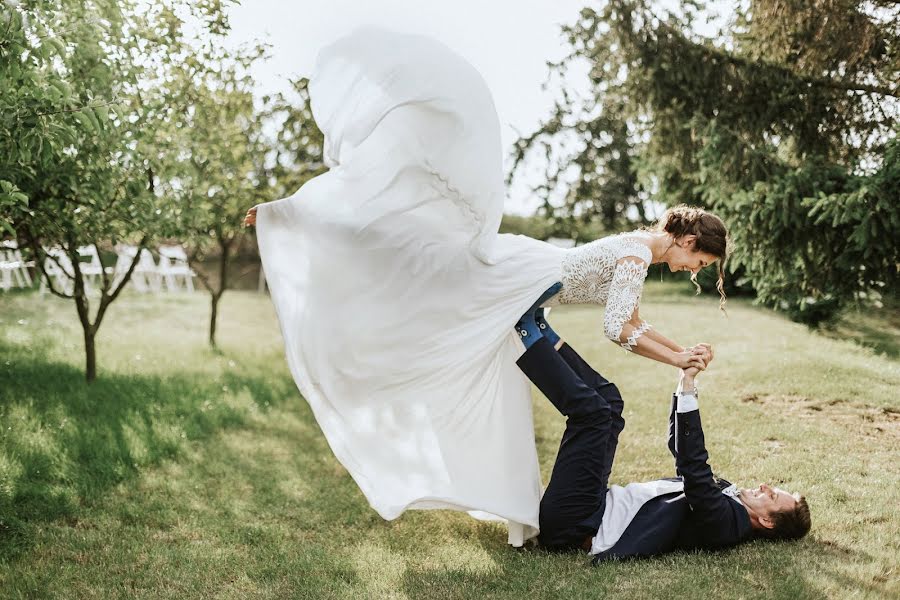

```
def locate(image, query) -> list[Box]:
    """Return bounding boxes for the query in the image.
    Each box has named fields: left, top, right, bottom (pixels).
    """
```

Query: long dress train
left=256, top=28, right=567, bottom=545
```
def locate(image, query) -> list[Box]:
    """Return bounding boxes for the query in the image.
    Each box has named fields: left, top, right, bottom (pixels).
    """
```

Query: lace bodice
left=545, top=232, right=653, bottom=342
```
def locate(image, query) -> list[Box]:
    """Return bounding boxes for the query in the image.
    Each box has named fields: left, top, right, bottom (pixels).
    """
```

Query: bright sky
left=224, top=0, right=734, bottom=214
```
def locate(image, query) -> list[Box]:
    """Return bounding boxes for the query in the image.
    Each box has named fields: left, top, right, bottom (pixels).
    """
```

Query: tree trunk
left=75, top=290, right=97, bottom=382
left=69, top=250, right=98, bottom=384
left=84, top=328, right=97, bottom=383
left=208, top=238, right=231, bottom=349
left=209, top=292, right=220, bottom=348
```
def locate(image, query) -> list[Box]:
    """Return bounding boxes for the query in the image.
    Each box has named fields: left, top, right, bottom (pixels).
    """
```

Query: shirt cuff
left=676, top=391, right=699, bottom=413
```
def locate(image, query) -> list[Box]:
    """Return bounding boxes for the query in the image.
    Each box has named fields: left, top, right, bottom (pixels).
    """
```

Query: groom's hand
left=683, top=365, right=702, bottom=378
left=687, top=343, right=713, bottom=366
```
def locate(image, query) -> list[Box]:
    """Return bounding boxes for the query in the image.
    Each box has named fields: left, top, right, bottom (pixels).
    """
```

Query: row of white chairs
left=1, top=240, right=35, bottom=291
left=114, top=245, right=196, bottom=294
left=1, top=242, right=198, bottom=295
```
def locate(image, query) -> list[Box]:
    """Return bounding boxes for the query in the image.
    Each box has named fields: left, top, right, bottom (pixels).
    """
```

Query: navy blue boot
left=535, top=307, right=561, bottom=347
left=515, top=282, right=563, bottom=349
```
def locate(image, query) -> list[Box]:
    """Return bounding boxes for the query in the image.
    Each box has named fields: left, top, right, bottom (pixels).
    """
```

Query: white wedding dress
left=256, top=28, right=652, bottom=545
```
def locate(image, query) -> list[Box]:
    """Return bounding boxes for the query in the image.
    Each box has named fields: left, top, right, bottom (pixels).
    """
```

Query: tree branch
left=816, top=79, right=898, bottom=98
left=24, top=235, right=73, bottom=300
left=185, top=246, right=215, bottom=293
left=33, top=99, right=118, bottom=118
left=67, top=243, right=93, bottom=334
left=679, top=25, right=900, bottom=99
left=106, top=235, right=148, bottom=304
left=96, top=241, right=111, bottom=294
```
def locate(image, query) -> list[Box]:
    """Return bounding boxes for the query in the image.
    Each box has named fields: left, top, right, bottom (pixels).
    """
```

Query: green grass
left=824, top=296, right=900, bottom=359
left=1, top=285, right=898, bottom=599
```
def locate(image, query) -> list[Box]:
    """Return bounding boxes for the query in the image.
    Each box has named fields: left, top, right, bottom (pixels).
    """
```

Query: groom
left=514, top=302, right=811, bottom=560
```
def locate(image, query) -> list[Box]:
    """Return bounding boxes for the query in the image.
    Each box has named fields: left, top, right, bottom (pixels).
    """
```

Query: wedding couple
left=244, top=28, right=810, bottom=558
left=513, top=288, right=810, bottom=559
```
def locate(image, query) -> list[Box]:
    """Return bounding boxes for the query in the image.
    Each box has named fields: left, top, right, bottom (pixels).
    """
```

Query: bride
left=243, top=28, right=727, bottom=545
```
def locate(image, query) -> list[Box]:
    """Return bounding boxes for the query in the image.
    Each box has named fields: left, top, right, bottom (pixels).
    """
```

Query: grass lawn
left=1, top=284, right=898, bottom=599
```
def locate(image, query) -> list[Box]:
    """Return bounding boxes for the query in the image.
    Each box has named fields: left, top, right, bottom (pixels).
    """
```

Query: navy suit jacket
left=594, top=394, right=753, bottom=562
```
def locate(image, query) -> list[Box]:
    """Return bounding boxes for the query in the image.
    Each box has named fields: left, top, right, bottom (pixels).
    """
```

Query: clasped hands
left=674, top=343, right=714, bottom=373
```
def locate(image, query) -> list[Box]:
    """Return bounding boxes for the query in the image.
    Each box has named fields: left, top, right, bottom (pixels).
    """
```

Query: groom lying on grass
left=514, top=306, right=811, bottom=561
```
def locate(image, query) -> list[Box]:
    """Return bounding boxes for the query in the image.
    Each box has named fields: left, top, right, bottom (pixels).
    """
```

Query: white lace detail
left=424, top=160, right=484, bottom=231
left=620, top=319, right=652, bottom=351
left=555, top=233, right=652, bottom=307
left=551, top=232, right=651, bottom=342
left=603, top=259, right=649, bottom=342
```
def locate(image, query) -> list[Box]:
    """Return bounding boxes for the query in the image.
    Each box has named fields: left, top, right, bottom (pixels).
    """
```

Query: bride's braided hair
left=655, top=205, right=730, bottom=312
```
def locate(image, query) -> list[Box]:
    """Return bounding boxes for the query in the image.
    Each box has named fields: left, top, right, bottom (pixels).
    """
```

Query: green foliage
left=263, top=78, right=327, bottom=197
left=0, top=0, right=324, bottom=369
left=499, top=213, right=553, bottom=239
left=173, top=65, right=324, bottom=263
left=713, top=138, right=899, bottom=324
left=514, top=0, right=899, bottom=324
left=499, top=213, right=613, bottom=244
left=0, top=181, right=28, bottom=236
left=0, top=0, right=247, bottom=379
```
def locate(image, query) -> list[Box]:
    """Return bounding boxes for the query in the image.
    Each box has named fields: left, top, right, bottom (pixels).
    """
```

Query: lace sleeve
left=603, top=258, right=649, bottom=343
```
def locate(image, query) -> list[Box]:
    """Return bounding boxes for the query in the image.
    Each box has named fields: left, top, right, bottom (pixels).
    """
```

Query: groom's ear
left=758, top=514, right=776, bottom=529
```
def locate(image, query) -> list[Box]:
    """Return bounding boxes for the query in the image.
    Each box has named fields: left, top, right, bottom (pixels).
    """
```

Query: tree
left=1, top=0, right=236, bottom=381
left=513, top=0, right=899, bottom=323
left=168, top=42, right=267, bottom=349
left=173, top=53, right=325, bottom=348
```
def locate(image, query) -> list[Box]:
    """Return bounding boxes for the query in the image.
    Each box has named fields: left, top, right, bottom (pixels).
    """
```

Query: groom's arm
left=672, top=375, right=734, bottom=524
left=667, top=393, right=679, bottom=473
left=668, top=370, right=695, bottom=469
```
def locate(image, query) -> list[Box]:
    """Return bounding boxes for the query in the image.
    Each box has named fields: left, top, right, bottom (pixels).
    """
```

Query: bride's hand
left=243, top=206, right=258, bottom=227
left=672, top=350, right=707, bottom=371
left=686, top=343, right=713, bottom=365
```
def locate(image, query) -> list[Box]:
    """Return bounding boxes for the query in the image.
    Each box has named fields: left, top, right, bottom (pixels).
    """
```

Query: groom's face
left=740, top=483, right=798, bottom=519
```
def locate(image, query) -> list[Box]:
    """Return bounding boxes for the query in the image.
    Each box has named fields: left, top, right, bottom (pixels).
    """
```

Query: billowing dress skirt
left=256, top=28, right=566, bottom=544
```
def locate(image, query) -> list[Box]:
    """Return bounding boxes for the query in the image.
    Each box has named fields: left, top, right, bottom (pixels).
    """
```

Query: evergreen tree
left=512, top=0, right=898, bottom=324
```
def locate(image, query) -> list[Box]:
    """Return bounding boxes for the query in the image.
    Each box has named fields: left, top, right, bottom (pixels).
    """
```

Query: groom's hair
left=756, top=495, right=811, bottom=541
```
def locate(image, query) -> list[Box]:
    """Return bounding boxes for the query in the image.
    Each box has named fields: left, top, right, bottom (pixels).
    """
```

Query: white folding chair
left=0, top=240, right=33, bottom=289
left=0, top=249, right=14, bottom=291
left=112, top=245, right=162, bottom=293
left=157, top=244, right=195, bottom=292
left=77, top=245, right=104, bottom=291
left=111, top=245, right=139, bottom=291
left=39, top=247, right=75, bottom=295
left=137, top=248, right=163, bottom=293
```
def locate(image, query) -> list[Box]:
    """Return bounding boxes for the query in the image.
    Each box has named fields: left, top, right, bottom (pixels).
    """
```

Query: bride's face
left=665, top=236, right=718, bottom=274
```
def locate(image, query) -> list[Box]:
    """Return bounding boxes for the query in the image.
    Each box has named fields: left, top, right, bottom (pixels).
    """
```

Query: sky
left=224, top=0, right=735, bottom=214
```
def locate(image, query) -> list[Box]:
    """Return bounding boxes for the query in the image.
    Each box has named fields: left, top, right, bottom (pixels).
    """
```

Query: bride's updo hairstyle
left=655, top=205, right=730, bottom=312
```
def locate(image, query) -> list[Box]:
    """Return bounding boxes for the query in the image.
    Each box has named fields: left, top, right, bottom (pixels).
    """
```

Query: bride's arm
left=616, top=320, right=705, bottom=369
left=604, top=258, right=703, bottom=369
left=634, top=315, right=684, bottom=353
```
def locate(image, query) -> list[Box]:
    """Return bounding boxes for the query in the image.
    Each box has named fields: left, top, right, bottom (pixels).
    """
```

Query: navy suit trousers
left=516, top=337, right=626, bottom=550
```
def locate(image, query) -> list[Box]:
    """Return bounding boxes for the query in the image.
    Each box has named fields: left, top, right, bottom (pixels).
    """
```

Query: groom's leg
left=556, top=343, right=625, bottom=485
left=516, top=337, right=616, bottom=551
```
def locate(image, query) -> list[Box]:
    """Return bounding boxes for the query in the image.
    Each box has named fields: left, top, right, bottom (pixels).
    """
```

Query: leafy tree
left=1, top=0, right=236, bottom=381
left=173, top=55, right=325, bottom=348
left=513, top=0, right=899, bottom=324
left=168, top=42, right=268, bottom=349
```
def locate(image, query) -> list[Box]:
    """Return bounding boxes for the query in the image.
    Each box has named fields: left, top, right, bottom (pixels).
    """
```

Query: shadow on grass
left=395, top=532, right=869, bottom=599
left=820, top=308, right=900, bottom=359
left=0, top=337, right=297, bottom=564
